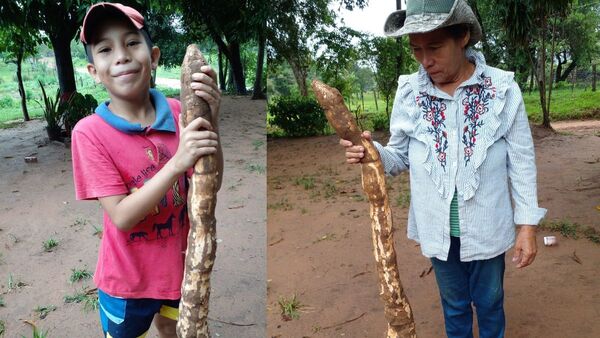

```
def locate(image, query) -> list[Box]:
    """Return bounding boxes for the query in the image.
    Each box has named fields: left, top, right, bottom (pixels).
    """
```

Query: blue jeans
left=431, top=236, right=506, bottom=338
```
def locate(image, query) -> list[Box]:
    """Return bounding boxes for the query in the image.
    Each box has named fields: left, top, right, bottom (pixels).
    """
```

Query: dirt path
left=267, top=120, right=600, bottom=338
left=0, top=96, right=266, bottom=337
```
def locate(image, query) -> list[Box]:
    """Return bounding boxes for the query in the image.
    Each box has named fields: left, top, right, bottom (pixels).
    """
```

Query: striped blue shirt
left=374, top=49, right=547, bottom=261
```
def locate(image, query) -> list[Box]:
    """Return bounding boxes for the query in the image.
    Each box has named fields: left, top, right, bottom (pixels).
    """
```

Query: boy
left=71, top=3, right=223, bottom=337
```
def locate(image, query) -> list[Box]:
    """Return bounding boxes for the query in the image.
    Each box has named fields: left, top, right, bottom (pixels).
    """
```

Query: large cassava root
left=177, top=44, right=219, bottom=338
left=312, top=80, right=417, bottom=338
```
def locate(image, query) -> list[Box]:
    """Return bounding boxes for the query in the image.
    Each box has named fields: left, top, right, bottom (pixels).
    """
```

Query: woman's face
left=408, top=28, right=470, bottom=86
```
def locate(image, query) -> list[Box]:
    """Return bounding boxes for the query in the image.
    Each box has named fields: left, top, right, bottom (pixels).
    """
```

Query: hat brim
left=383, top=0, right=482, bottom=46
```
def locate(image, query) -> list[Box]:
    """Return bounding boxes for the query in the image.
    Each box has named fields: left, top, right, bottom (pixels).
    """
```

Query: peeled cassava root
left=312, top=80, right=417, bottom=338
left=177, top=44, right=219, bottom=338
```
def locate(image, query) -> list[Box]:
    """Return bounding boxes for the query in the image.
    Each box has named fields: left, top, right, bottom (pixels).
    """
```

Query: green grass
left=92, top=224, right=103, bottom=238
left=20, top=322, right=49, bottom=338
left=0, top=320, right=5, bottom=336
left=156, top=66, right=182, bottom=80
left=268, top=198, right=293, bottom=211
left=245, top=163, right=265, bottom=174
left=7, top=274, right=27, bottom=291
left=252, top=139, right=265, bottom=151
left=278, top=294, right=302, bottom=321
left=64, top=289, right=99, bottom=313
left=69, top=267, right=93, bottom=283
left=395, top=190, right=411, bottom=208
left=34, top=305, right=57, bottom=319
left=42, top=238, right=59, bottom=252
left=323, top=180, right=338, bottom=198
left=293, top=175, right=315, bottom=190
left=539, top=219, right=600, bottom=244
left=523, top=88, right=600, bottom=123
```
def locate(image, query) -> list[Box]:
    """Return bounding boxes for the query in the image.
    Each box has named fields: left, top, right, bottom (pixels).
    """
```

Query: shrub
left=0, top=97, right=14, bottom=108
left=63, top=92, right=97, bottom=134
left=371, top=112, right=390, bottom=131
left=268, top=95, right=328, bottom=137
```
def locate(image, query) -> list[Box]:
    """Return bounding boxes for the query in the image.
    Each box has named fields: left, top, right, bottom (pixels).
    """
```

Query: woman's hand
left=339, top=131, right=372, bottom=164
left=512, top=225, right=537, bottom=268
left=191, top=65, right=221, bottom=130
left=172, top=115, right=219, bottom=174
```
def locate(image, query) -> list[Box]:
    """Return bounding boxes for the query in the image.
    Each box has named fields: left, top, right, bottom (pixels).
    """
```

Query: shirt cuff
left=514, top=207, right=547, bottom=226
left=373, top=141, right=391, bottom=175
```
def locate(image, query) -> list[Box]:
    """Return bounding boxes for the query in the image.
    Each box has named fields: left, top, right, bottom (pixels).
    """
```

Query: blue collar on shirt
left=95, top=89, right=175, bottom=133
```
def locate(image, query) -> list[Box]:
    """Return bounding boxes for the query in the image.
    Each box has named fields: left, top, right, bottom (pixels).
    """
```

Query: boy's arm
left=100, top=116, right=219, bottom=231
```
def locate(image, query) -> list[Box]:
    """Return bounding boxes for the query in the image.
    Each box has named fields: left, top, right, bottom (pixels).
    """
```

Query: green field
left=342, top=86, right=600, bottom=124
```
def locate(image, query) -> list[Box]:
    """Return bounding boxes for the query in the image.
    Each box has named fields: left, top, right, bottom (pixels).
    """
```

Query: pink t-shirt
left=71, top=90, right=189, bottom=299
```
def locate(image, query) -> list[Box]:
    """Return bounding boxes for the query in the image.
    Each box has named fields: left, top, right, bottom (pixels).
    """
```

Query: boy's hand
left=339, top=131, right=372, bottom=164
left=191, top=65, right=221, bottom=130
left=173, top=115, right=219, bottom=174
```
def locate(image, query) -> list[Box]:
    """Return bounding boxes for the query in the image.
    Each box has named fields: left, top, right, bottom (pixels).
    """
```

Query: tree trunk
left=289, top=59, right=308, bottom=97
left=252, top=28, right=266, bottom=100
left=546, top=16, right=557, bottom=121
left=557, top=61, right=577, bottom=83
left=218, top=47, right=226, bottom=91
left=312, top=80, right=417, bottom=338
left=50, top=35, right=76, bottom=99
left=592, top=64, right=597, bottom=92
left=16, top=51, right=30, bottom=121
left=360, top=88, right=365, bottom=111
left=373, top=89, right=379, bottom=112
left=177, top=45, right=219, bottom=338
left=528, top=68, right=535, bottom=94
left=538, top=15, right=551, bottom=129
left=227, top=63, right=234, bottom=92
left=227, top=42, right=247, bottom=95
left=554, top=52, right=564, bottom=84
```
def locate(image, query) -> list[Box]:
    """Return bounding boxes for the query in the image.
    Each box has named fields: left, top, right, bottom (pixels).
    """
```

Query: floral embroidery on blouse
left=417, top=93, right=448, bottom=170
left=461, top=76, right=496, bottom=164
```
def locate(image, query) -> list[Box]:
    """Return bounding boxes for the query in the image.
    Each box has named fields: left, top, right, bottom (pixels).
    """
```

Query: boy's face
left=86, top=18, right=160, bottom=101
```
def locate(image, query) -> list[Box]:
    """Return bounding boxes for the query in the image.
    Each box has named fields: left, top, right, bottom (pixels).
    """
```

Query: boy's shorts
left=98, top=289, right=179, bottom=338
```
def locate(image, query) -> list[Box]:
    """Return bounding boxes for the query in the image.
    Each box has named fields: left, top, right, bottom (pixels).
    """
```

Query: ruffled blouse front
left=374, top=48, right=546, bottom=261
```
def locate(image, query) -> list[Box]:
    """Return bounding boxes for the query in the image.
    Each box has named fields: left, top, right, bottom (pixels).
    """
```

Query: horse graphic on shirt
left=153, top=215, right=175, bottom=239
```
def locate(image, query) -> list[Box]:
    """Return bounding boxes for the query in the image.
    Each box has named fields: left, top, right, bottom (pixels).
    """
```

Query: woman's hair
left=445, top=24, right=470, bottom=43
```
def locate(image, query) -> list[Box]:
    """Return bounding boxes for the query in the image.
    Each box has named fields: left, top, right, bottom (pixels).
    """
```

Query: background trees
left=268, top=0, right=600, bottom=137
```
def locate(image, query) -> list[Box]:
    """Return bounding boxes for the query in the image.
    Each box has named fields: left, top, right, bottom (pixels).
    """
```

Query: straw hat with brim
left=383, top=0, right=482, bottom=46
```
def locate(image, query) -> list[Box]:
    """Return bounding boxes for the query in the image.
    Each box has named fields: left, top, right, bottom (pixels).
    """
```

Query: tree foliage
left=267, top=0, right=368, bottom=96
left=0, top=1, right=47, bottom=121
left=178, top=0, right=267, bottom=95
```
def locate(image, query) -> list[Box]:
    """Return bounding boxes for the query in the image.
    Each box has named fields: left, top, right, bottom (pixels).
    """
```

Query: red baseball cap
left=80, top=2, right=145, bottom=44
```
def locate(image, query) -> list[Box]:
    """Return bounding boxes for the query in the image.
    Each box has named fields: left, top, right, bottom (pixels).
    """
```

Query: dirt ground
left=267, top=120, right=600, bottom=338
left=0, top=96, right=266, bottom=337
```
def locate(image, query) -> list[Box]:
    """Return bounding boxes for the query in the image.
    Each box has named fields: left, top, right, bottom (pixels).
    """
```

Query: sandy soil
left=267, top=120, right=600, bottom=338
left=0, top=96, right=266, bottom=337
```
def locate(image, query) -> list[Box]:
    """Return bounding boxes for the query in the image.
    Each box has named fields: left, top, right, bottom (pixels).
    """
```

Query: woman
left=341, top=1, right=546, bottom=337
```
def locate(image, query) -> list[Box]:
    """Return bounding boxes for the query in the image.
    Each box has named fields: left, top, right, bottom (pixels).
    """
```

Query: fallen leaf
left=419, top=265, right=433, bottom=278
left=269, top=238, right=284, bottom=246
left=571, top=250, right=582, bottom=265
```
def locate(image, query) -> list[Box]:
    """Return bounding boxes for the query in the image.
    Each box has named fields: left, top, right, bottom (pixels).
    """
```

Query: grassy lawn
left=345, top=87, right=600, bottom=124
